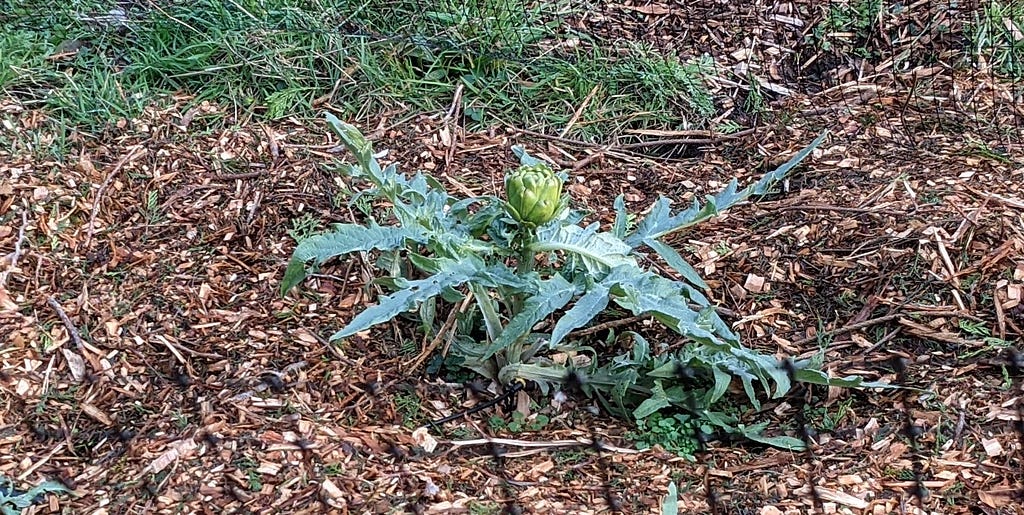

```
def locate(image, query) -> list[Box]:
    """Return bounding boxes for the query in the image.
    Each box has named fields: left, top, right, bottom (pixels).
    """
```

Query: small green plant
left=233, top=456, right=262, bottom=490
left=143, top=190, right=162, bottom=224
left=803, top=398, right=854, bottom=432
left=743, top=73, right=766, bottom=115
left=488, top=411, right=550, bottom=433
left=394, top=392, right=423, bottom=427
left=288, top=213, right=322, bottom=243
left=0, top=476, right=68, bottom=515
left=626, top=412, right=701, bottom=457
left=283, top=114, right=881, bottom=448
left=956, top=319, right=1012, bottom=359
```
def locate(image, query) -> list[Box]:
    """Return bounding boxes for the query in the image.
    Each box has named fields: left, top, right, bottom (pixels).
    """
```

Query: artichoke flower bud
left=505, top=163, right=563, bottom=226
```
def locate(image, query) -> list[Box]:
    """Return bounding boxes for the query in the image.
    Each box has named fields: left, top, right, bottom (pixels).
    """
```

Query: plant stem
left=516, top=243, right=535, bottom=275
left=508, top=229, right=537, bottom=363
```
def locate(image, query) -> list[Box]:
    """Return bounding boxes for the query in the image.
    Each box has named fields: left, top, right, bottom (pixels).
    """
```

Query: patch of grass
left=802, top=398, right=854, bottom=432
left=810, top=0, right=884, bottom=57
left=393, top=391, right=423, bottom=428
left=2, top=0, right=722, bottom=146
left=967, top=0, right=1024, bottom=80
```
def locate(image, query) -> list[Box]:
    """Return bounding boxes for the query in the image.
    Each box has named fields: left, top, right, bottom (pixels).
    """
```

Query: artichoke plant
left=505, top=163, right=563, bottom=226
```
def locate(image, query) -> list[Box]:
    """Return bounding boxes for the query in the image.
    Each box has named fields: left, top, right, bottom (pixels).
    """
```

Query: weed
left=288, top=213, right=321, bottom=243
left=467, top=501, right=501, bottom=515
left=393, top=392, right=422, bottom=427
left=170, top=410, right=189, bottom=429
left=143, top=190, right=162, bottom=224
left=488, top=411, right=550, bottom=433
left=967, top=0, right=1024, bottom=79
left=626, top=412, right=700, bottom=457
left=803, top=398, right=853, bottom=432
left=743, top=72, right=766, bottom=115
left=322, top=462, right=344, bottom=477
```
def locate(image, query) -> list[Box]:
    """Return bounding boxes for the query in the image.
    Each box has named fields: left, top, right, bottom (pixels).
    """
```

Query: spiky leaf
left=281, top=224, right=425, bottom=294
left=481, top=274, right=576, bottom=359
left=549, top=283, right=611, bottom=347
left=531, top=223, right=636, bottom=276
left=330, top=257, right=484, bottom=340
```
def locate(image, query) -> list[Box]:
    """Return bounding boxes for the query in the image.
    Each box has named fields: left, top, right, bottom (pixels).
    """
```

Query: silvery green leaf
left=481, top=274, right=576, bottom=360
left=612, top=194, right=628, bottom=238
left=661, top=482, right=679, bottom=515
left=736, top=423, right=806, bottom=451
left=549, top=283, right=610, bottom=347
left=511, top=145, right=547, bottom=167
left=709, top=366, right=731, bottom=404
left=605, top=267, right=720, bottom=345
left=331, top=258, right=483, bottom=340
left=632, top=380, right=671, bottom=419
left=643, top=238, right=708, bottom=290
left=628, top=331, right=651, bottom=364
left=794, top=367, right=898, bottom=390
left=626, top=131, right=828, bottom=246
left=499, top=362, right=569, bottom=395
left=281, top=224, right=425, bottom=294
left=531, top=223, right=636, bottom=276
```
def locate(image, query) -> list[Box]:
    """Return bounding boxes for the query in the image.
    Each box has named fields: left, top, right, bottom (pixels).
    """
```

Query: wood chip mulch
left=3, top=2, right=1024, bottom=514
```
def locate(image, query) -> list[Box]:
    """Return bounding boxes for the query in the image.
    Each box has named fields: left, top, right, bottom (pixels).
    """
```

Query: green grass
left=0, top=0, right=721, bottom=155
left=967, top=0, right=1024, bottom=79
left=809, top=0, right=884, bottom=57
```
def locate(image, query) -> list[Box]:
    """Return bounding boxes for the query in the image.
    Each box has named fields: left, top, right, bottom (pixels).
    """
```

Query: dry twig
left=85, top=145, right=145, bottom=248
left=47, top=296, right=85, bottom=352
left=0, top=209, right=29, bottom=287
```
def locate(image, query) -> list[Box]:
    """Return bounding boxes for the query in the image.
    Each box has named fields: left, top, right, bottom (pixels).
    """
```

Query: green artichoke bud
left=505, top=163, right=563, bottom=226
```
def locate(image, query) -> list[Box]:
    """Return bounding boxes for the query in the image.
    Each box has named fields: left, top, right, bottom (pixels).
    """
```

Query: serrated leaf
left=643, top=238, right=708, bottom=289
left=511, top=145, right=546, bottom=167
left=750, top=130, right=829, bottom=196
left=549, top=283, right=610, bottom=347
left=625, top=131, right=828, bottom=246
left=481, top=274, right=576, bottom=360
left=606, top=267, right=720, bottom=345
left=794, top=367, right=897, bottom=389
left=531, top=223, right=636, bottom=276
left=330, top=258, right=482, bottom=340
left=624, top=195, right=716, bottom=247
left=281, top=224, right=424, bottom=294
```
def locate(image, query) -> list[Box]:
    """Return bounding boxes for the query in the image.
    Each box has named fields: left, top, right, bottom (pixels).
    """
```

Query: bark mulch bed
left=3, top=1, right=1024, bottom=513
